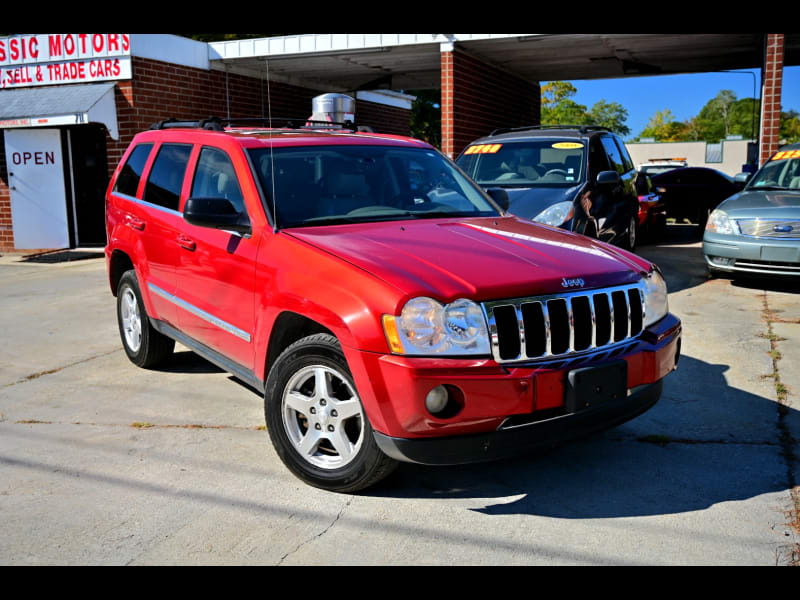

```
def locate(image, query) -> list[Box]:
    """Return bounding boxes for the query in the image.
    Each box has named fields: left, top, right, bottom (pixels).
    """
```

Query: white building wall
left=626, top=139, right=755, bottom=176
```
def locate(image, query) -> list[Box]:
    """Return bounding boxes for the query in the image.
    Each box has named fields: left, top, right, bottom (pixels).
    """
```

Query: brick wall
left=441, top=47, right=540, bottom=157
left=0, top=134, right=10, bottom=250
left=760, top=34, right=784, bottom=165
left=109, top=56, right=323, bottom=180
left=0, top=54, right=412, bottom=252
left=355, top=98, right=411, bottom=136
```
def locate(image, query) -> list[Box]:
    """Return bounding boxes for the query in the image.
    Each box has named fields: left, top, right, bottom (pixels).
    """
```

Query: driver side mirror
left=184, top=197, right=251, bottom=235
left=734, top=172, right=752, bottom=185
left=596, top=170, right=621, bottom=186
left=485, top=187, right=510, bottom=212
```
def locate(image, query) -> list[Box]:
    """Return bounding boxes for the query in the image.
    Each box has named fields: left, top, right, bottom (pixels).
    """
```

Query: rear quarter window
left=114, top=143, right=153, bottom=197
left=613, top=136, right=635, bottom=173
left=600, top=136, right=626, bottom=176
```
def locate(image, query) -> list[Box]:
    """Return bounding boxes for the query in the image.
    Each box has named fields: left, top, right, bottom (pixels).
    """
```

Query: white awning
left=0, top=82, right=119, bottom=139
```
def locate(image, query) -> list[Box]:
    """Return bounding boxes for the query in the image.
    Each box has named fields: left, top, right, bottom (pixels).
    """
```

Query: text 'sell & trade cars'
left=105, top=115, right=682, bottom=492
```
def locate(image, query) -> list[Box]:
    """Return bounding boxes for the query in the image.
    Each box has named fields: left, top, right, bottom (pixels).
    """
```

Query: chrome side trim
left=112, top=192, right=184, bottom=218
left=147, top=282, right=252, bottom=343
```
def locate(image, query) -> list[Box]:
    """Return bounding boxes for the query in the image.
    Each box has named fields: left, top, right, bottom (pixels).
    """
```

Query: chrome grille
left=483, top=283, right=645, bottom=364
left=736, top=219, right=800, bottom=239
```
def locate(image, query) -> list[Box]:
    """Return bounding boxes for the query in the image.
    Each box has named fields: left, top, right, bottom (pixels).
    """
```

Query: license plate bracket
left=565, top=360, right=628, bottom=413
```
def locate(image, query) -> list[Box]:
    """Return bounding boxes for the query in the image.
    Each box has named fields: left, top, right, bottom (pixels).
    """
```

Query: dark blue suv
left=456, top=125, right=640, bottom=251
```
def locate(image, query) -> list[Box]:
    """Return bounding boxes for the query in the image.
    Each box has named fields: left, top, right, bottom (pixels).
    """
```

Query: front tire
left=264, top=334, right=397, bottom=493
left=626, top=214, right=637, bottom=252
left=116, top=270, right=174, bottom=368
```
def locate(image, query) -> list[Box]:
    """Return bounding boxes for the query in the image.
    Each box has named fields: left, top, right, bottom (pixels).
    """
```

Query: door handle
left=126, top=215, right=145, bottom=231
left=177, top=235, right=196, bottom=251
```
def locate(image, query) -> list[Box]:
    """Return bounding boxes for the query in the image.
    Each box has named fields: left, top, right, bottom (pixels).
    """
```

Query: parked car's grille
left=482, top=283, right=645, bottom=364
left=736, top=219, right=800, bottom=239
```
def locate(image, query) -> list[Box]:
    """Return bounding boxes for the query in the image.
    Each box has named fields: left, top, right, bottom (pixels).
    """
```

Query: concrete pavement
left=0, top=234, right=797, bottom=565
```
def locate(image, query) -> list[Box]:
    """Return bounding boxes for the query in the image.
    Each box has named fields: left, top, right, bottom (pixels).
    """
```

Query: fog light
left=425, top=385, right=450, bottom=415
left=710, top=256, right=734, bottom=266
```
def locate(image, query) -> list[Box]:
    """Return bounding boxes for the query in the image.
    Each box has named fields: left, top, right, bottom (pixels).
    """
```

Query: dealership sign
left=0, top=34, right=131, bottom=89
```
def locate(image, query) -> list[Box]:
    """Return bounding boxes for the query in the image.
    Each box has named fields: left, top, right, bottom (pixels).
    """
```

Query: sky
left=552, top=66, right=800, bottom=141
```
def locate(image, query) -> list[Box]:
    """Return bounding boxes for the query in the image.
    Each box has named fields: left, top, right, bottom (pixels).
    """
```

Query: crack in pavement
left=1, top=347, right=122, bottom=389
left=277, top=498, right=352, bottom=565
left=5, top=419, right=265, bottom=432
left=761, top=291, right=800, bottom=566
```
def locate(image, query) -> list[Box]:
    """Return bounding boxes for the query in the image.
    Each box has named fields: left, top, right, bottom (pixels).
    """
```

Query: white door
left=5, top=128, right=70, bottom=249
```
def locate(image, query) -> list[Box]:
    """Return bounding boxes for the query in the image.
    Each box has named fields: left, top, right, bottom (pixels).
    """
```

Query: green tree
left=408, top=89, right=441, bottom=149
left=781, top=110, right=800, bottom=144
left=728, top=97, right=760, bottom=140
left=637, top=109, right=685, bottom=141
left=541, top=81, right=587, bottom=125
left=541, top=81, right=630, bottom=135
left=694, top=89, right=738, bottom=142
left=586, top=100, right=630, bottom=136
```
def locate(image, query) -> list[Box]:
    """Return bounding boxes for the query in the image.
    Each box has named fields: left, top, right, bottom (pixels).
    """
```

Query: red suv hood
left=285, top=216, right=650, bottom=302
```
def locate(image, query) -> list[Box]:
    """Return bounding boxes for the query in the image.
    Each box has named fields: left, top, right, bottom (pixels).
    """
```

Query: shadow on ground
left=362, top=353, right=794, bottom=519
left=19, top=249, right=105, bottom=263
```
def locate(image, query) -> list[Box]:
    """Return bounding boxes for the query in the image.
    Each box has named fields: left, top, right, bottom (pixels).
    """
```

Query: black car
left=456, top=125, right=640, bottom=251
left=650, top=166, right=745, bottom=228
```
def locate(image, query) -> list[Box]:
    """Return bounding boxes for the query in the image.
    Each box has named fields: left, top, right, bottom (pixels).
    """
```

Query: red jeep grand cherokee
left=105, top=118, right=681, bottom=492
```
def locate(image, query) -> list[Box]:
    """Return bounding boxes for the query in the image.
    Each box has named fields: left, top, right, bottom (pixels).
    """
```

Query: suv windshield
left=456, top=140, right=585, bottom=187
left=249, top=145, right=499, bottom=228
left=748, top=153, right=800, bottom=191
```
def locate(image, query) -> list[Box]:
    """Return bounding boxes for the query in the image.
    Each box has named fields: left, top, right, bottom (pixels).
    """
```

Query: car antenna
left=266, top=58, right=279, bottom=234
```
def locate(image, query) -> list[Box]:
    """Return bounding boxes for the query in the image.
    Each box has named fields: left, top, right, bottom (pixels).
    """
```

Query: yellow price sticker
left=552, top=142, right=584, bottom=149
left=771, top=149, right=800, bottom=160
left=464, top=144, right=503, bottom=155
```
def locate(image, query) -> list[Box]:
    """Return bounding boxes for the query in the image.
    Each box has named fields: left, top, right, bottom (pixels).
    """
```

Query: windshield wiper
left=749, top=185, right=797, bottom=191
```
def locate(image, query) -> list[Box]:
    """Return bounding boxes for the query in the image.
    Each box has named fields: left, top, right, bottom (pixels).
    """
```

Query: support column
left=441, top=43, right=455, bottom=158
left=440, top=43, right=540, bottom=159
left=759, top=33, right=784, bottom=164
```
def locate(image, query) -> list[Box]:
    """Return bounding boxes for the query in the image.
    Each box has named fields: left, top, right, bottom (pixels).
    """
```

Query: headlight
left=705, top=209, right=736, bottom=235
left=533, top=201, right=574, bottom=227
left=382, top=297, right=491, bottom=356
left=642, top=269, right=669, bottom=327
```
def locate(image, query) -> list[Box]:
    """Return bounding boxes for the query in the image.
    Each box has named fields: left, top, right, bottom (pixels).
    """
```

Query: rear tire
left=264, top=334, right=398, bottom=493
left=116, top=270, right=175, bottom=368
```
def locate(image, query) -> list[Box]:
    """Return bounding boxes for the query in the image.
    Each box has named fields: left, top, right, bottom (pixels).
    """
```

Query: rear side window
left=613, top=136, right=635, bottom=173
left=144, top=144, right=192, bottom=211
left=600, top=136, right=626, bottom=175
left=114, top=143, right=153, bottom=197
left=191, top=147, right=246, bottom=214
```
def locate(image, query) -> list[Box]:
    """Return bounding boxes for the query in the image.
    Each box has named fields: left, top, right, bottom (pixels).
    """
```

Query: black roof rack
left=488, top=124, right=613, bottom=137
left=149, top=116, right=356, bottom=132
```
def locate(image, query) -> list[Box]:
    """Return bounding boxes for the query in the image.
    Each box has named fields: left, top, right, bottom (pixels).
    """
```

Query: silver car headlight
left=705, top=208, right=736, bottom=235
left=382, top=297, right=491, bottom=356
left=533, top=201, right=575, bottom=227
left=642, top=268, right=669, bottom=327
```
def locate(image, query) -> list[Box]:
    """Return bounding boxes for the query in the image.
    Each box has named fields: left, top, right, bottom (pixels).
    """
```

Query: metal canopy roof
left=209, top=33, right=800, bottom=92
left=0, top=82, right=119, bottom=139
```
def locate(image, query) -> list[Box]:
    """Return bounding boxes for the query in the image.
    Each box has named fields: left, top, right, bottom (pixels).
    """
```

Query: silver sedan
left=703, top=147, right=800, bottom=278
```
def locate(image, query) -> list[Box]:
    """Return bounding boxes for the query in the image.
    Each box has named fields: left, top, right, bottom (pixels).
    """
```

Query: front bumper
left=374, top=380, right=663, bottom=465
left=704, top=231, right=800, bottom=276
left=347, top=313, right=681, bottom=465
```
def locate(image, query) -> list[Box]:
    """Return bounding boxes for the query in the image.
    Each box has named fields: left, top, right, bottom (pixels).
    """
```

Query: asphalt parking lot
left=0, top=226, right=798, bottom=565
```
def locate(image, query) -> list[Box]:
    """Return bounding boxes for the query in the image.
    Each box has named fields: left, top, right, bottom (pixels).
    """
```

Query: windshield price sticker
left=552, top=142, right=584, bottom=149
left=771, top=150, right=800, bottom=161
left=464, top=144, right=502, bottom=155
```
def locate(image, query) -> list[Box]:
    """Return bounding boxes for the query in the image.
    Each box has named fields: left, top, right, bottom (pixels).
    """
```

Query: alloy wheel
left=281, top=364, right=365, bottom=470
